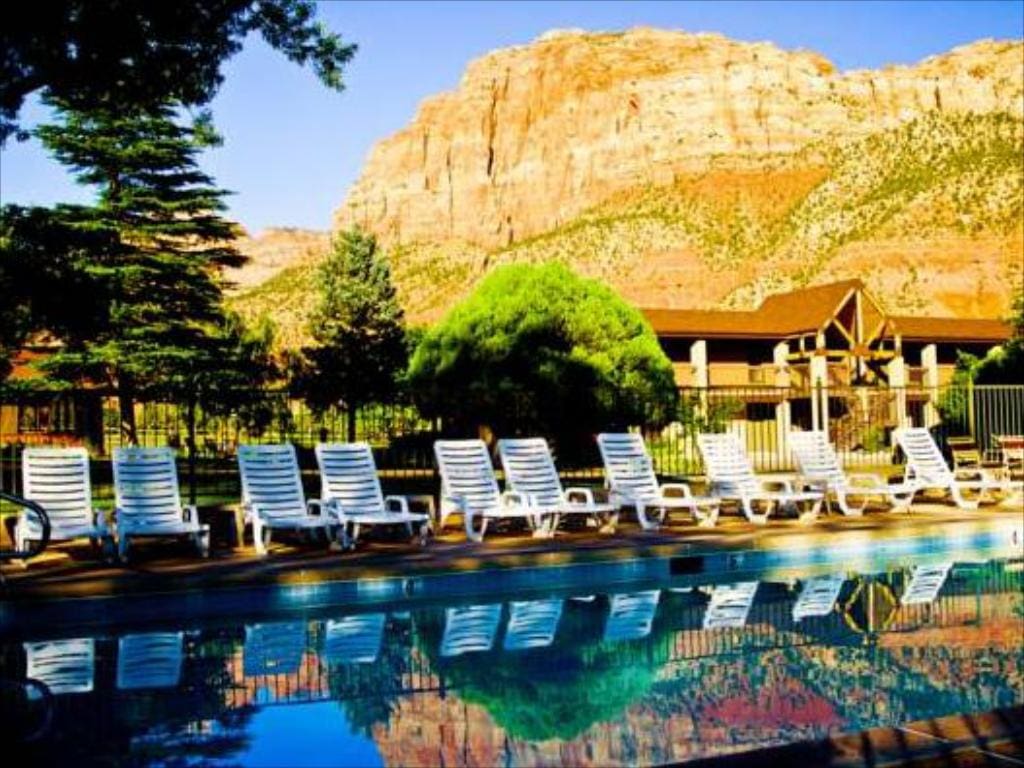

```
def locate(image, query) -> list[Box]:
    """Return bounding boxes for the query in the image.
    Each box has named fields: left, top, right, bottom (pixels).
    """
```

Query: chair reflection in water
left=117, top=632, right=184, bottom=690
left=23, top=638, right=95, bottom=695
left=244, top=622, right=308, bottom=679
left=604, top=590, right=661, bottom=642
left=702, top=582, right=759, bottom=630
left=792, top=574, right=846, bottom=622
left=503, top=599, right=564, bottom=651
left=440, top=604, right=503, bottom=657
left=323, top=614, right=387, bottom=665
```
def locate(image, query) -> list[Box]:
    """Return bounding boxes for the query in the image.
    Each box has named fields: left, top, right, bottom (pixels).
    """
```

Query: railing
left=1, top=385, right=1021, bottom=505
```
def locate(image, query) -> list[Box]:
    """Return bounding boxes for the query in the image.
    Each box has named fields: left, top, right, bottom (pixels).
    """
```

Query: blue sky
left=1, top=1, right=1021, bottom=234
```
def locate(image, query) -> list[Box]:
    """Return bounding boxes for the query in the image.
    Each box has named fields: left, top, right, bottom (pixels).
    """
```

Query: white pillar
left=773, top=341, right=792, bottom=467
left=921, top=343, right=939, bottom=428
left=690, top=340, right=709, bottom=388
left=887, top=353, right=909, bottom=428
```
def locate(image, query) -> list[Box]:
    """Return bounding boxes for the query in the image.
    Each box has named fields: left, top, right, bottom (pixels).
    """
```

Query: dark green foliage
left=951, top=290, right=1024, bottom=386
left=407, top=263, right=677, bottom=443
left=0, top=0, right=355, bottom=142
left=291, top=228, right=408, bottom=439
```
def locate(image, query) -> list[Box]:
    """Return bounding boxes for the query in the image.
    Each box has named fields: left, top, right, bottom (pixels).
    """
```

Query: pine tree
left=292, top=228, right=407, bottom=440
left=33, top=100, right=247, bottom=443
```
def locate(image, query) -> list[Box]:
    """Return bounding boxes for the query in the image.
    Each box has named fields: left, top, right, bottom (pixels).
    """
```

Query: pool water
left=3, top=553, right=1022, bottom=767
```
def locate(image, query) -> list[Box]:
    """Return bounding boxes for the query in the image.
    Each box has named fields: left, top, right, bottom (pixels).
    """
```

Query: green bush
left=407, top=263, right=677, bottom=442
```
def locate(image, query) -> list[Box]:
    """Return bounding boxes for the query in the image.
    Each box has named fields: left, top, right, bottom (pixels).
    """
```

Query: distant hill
left=230, top=29, right=1023, bottom=348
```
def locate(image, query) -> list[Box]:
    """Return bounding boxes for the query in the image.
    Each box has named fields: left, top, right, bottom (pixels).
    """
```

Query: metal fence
left=1, top=384, right=1022, bottom=508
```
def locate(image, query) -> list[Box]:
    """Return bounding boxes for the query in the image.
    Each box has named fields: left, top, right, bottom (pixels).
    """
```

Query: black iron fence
left=1, top=384, right=1022, bottom=508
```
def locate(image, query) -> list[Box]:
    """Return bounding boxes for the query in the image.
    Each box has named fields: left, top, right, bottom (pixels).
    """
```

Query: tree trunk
left=118, top=373, right=138, bottom=446
left=346, top=405, right=357, bottom=443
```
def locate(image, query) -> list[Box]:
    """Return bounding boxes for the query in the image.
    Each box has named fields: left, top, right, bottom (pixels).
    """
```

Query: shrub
left=407, top=263, right=677, bottom=444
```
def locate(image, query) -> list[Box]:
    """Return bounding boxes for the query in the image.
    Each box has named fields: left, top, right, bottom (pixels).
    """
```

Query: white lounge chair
left=697, top=433, right=823, bottom=524
left=237, top=444, right=334, bottom=555
left=894, top=428, right=1023, bottom=510
left=901, top=562, right=953, bottom=605
left=315, top=442, right=431, bottom=549
left=596, top=433, right=720, bottom=530
left=322, top=614, right=386, bottom=665
left=792, top=574, right=845, bottom=622
left=434, top=439, right=552, bottom=542
left=244, top=622, right=307, bottom=677
left=498, top=437, right=618, bottom=534
left=702, top=581, right=759, bottom=630
left=117, top=632, right=184, bottom=690
left=789, top=431, right=918, bottom=516
left=604, top=590, right=661, bottom=642
left=112, top=447, right=210, bottom=561
left=440, top=604, right=503, bottom=657
left=23, top=638, right=95, bottom=695
left=503, top=599, right=563, bottom=651
left=17, top=447, right=113, bottom=557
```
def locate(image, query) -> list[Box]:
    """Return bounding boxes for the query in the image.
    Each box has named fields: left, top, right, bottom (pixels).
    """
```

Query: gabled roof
left=643, top=280, right=862, bottom=339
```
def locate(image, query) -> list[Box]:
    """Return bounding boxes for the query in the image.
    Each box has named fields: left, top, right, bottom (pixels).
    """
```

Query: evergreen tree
left=32, top=100, right=247, bottom=443
left=292, top=228, right=407, bottom=440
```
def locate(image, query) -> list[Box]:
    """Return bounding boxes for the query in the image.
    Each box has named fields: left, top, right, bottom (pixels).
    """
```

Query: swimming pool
left=3, top=543, right=1023, bottom=766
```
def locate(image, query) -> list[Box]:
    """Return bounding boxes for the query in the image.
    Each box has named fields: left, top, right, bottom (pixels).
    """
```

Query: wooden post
left=921, top=343, right=939, bottom=428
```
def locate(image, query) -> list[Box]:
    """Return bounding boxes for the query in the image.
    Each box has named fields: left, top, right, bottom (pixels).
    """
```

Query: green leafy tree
left=0, top=0, right=355, bottom=142
left=291, top=228, right=408, bottom=440
left=948, top=290, right=1024, bottom=387
left=407, top=263, right=677, bottom=449
left=26, top=100, right=248, bottom=443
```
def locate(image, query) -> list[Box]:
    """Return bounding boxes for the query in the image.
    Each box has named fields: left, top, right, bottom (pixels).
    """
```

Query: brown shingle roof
left=643, top=280, right=862, bottom=338
left=892, top=316, right=1011, bottom=343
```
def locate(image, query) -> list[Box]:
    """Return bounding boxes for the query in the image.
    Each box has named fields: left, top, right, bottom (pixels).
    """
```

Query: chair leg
left=252, top=518, right=267, bottom=556
left=464, top=510, right=487, bottom=543
left=118, top=534, right=131, bottom=563
left=798, top=497, right=823, bottom=524
left=741, top=498, right=771, bottom=525
left=636, top=503, right=661, bottom=531
left=836, top=491, right=865, bottom=517
left=950, top=484, right=980, bottom=511
left=693, top=502, right=719, bottom=528
left=193, top=528, right=210, bottom=558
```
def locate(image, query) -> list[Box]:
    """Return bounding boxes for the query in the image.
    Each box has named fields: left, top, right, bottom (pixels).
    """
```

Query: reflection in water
left=3, top=558, right=1022, bottom=767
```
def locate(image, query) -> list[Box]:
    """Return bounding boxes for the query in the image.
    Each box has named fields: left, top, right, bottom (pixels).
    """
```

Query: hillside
left=230, top=29, right=1024, bottom=347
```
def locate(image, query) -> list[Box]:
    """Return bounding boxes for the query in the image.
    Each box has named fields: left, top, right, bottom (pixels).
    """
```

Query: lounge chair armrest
left=182, top=505, right=199, bottom=523
left=564, top=487, right=596, bottom=506
left=659, top=482, right=693, bottom=499
left=306, top=499, right=326, bottom=516
left=384, top=495, right=411, bottom=514
left=501, top=490, right=530, bottom=508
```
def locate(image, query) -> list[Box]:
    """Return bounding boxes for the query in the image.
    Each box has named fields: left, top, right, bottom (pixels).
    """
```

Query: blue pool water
left=3, top=547, right=1023, bottom=766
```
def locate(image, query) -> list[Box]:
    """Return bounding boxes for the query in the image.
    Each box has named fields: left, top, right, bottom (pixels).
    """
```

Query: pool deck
left=2, top=501, right=1021, bottom=604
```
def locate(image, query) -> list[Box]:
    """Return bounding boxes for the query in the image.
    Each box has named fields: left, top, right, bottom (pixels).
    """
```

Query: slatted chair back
left=902, top=563, right=953, bottom=605
left=894, top=428, right=955, bottom=484
left=703, top=581, right=759, bottom=630
left=113, top=447, right=186, bottom=529
left=323, top=614, right=386, bottom=665
left=503, top=599, right=563, bottom=651
left=440, top=603, right=502, bottom=657
left=315, top=442, right=386, bottom=516
left=238, top=444, right=309, bottom=524
left=117, top=633, right=184, bottom=690
left=788, top=431, right=846, bottom=487
left=434, top=440, right=501, bottom=514
left=497, top=438, right=565, bottom=508
left=596, top=433, right=660, bottom=501
left=243, top=622, right=307, bottom=678
left=697, top=433, right=759, bottom=494
left=792, top=574, right=845, bottom=622
left=22, top=447, right=94, bottom=536
left=604, top=590, right=661, bottom=642
left=23, top=638, right=95, bottom=695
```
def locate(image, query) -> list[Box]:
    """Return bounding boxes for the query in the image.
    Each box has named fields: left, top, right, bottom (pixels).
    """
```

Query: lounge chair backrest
left=703, top=581, right=759, bottom=630
left=315, top=442, right=386, bottom=516
left=440, top=604, right=502, bottom=657
left=323, top=614, right=386, bottom=665
left=244, top=622, right=307, bottom=677
left=788, top=431, right=846, bottom=486
left=434, top=440, right=500, bottom=513
left=238, top=444, right=308, bottom=523
left=117, top=632, right=184, bottom=690
left=504, top=599, right=563, bottom=651
left=22, top=447, right=93, bottom=533
left=894, top=428, right=954, bottom=484
left=112, top=447, right=185, bottom=527
left=604, top=590, right=661, bottom=642
left=497, top=438, right=564, bottom=508
left=596, top=433, right=660, bottom=500
left=697, top=433, right=758, bottom=493
left=23, top=638, right=95, bottom=695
